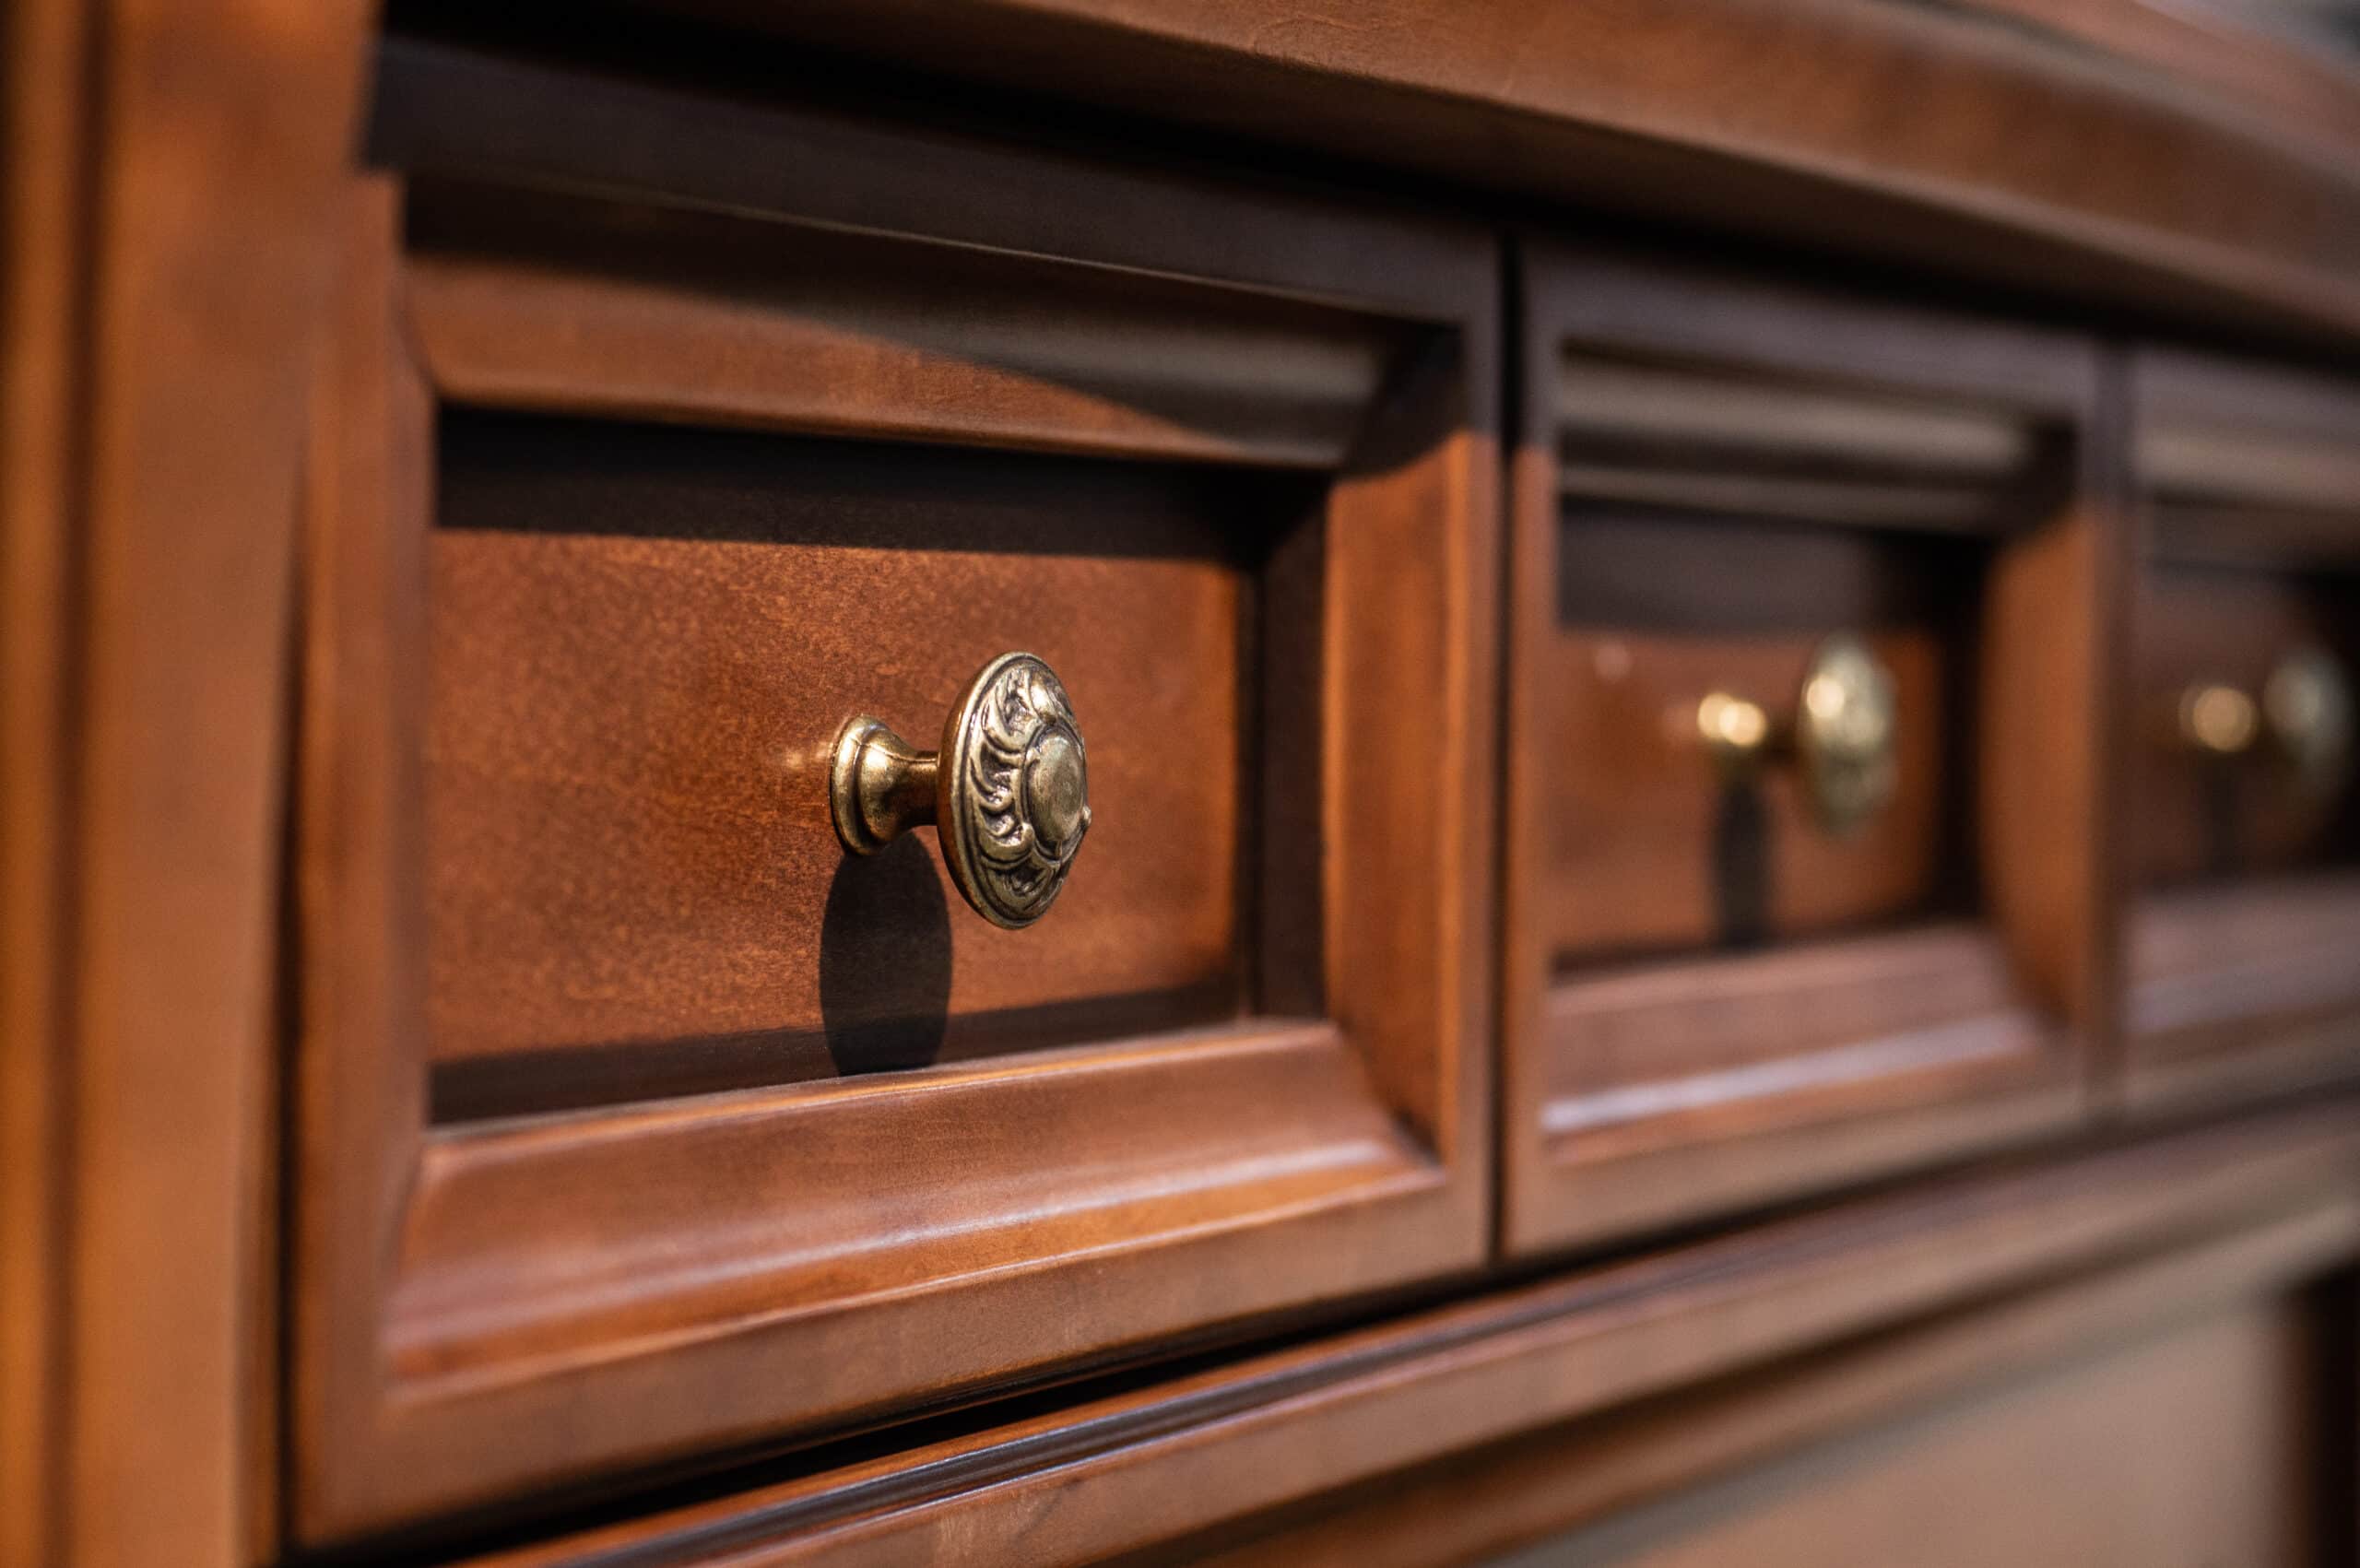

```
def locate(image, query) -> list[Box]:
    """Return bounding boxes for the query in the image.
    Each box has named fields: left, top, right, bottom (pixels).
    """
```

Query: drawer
left=1501, top=249, right=2099, bottom=1254
left=291, top=42, right=1497, bottom=1541
left=2126, top=350, right=2360, bottom=1111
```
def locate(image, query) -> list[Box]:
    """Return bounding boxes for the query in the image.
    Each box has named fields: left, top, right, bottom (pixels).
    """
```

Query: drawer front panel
left=1504, top=251, right=2098, bottom=1254
left=2126, top=351, right=2360, bottom=1109
left=291, top=42, right=1497, bottom=1541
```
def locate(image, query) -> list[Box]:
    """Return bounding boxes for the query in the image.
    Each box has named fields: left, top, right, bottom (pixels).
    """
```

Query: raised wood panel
left=1503, top=245, right=2105, bottom=1256
left=290, top=55, right=1497, bottom=1543
left=425, top=411, right=1278, bottom=1086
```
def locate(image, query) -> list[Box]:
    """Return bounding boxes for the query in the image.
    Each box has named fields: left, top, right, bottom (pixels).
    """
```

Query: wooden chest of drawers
left=15, top=5, right=2360, bottom=1567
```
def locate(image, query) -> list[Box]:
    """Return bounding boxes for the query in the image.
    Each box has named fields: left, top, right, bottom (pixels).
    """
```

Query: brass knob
left=1697, top=632, right=1899, bottom=837
left=830, top=652, right=1091, bottom=929
left=2262, top=646, right=2353, bottom=799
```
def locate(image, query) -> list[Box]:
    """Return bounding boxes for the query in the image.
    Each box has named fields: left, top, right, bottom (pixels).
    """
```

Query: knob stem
left=832, top=717, right=938, bottom=855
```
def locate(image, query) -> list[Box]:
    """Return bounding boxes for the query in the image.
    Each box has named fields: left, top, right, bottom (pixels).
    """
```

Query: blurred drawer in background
left=290, top=41, right=1499, bottom=1544
left=2128, top=351, right=2360, bottom=1113
left=1502, top=249, right=2107, bottom=1254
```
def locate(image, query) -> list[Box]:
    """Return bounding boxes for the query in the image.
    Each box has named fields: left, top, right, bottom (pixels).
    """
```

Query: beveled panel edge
left=387, top=1021, right=1433, bottom=1392
left=402, top=208, right=1398, bottom=471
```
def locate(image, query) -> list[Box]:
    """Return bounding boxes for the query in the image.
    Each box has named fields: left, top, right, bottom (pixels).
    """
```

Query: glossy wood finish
left=290, top=47, right=1498, bottom=1542
left=1504, top=247, right=2112, bottom=1256
left=2126, top=349, right=2360, bottom=1114
left=0, top=4, right=372, bottom=1566
left=449, top=1099, right=2360, bottom=1567
left=653, top=0, right=2360, bottom=345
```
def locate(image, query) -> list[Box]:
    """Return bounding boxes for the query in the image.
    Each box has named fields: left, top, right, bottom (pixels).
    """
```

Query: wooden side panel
left=0, top=4, right=372, bottom=1566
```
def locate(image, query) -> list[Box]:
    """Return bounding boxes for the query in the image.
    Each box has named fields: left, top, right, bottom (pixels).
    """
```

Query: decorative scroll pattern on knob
left=941, top=654, right=1092, bottom=927
left=830, top=652, right=1092, bottom=929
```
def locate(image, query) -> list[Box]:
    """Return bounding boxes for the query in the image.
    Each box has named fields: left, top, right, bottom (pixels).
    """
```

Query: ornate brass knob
left=1697, top=632, right=1900, bottom=837
left=830, top=652, right=1091, bottom=929
left=2263, top=646, right=2353, bottom=799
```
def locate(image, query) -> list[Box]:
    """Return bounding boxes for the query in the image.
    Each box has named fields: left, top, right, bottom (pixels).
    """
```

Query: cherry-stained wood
left=1503, top=245, right=2109, bottom=1256
left=448, top=1098, right=2360, bottom=1568
left=643, top=0, right=2360, bottom=346
left=0, top=3, right=372, bottom=1567
left=2125, top=348, right=2360, bottom=1115
left=290, top=46, right=1498, bottom=1543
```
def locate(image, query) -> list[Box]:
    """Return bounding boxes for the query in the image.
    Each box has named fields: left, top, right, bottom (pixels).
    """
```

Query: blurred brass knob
left=1697, top=632, right=1899, bottom=837
left=2262, top=646, right=2353, bottom=799
left=831, top=652, right=1091, bottom=929
left=2177, top=682, right=2260, bottom=758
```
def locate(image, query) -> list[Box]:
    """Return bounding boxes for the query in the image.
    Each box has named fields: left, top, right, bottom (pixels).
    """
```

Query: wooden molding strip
left=454, top=1099, right=2360, bottom=1566
left=403, top=187, right=1398, bottom=470
left=632, top=0, right=2360, bottom=345
left=1188, top=1194, right=2360, bottom=1567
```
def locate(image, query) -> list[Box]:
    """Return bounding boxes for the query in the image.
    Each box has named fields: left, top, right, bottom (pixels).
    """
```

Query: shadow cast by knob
left=819, top=834, right=954, bottom=1076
